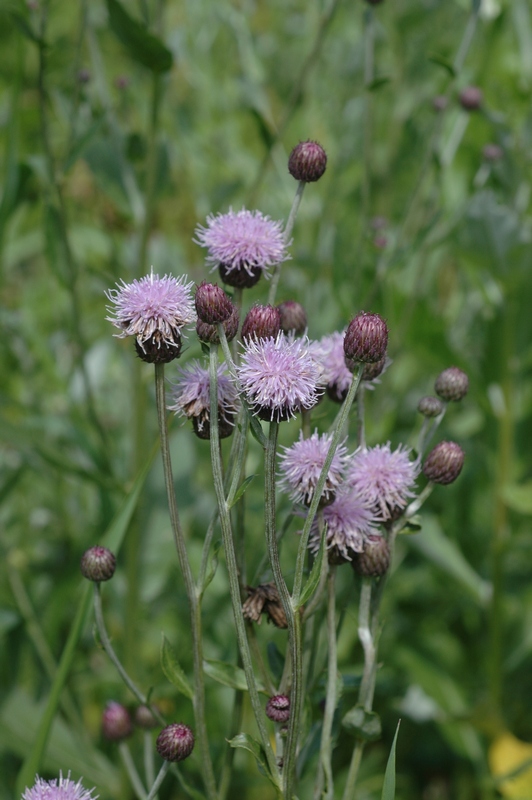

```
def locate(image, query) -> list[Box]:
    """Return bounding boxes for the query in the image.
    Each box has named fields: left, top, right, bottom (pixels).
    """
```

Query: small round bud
left=134, top=704, right=159, bottom=730
left=195, top=282, right=234, bottom=324
left=417, top=395, right=444, bottom=418
left=77, top=68, right=91, bottom=84
left=219, top=262, right=262, bottom=289
left=81, top=546, right=116, bottom=582
left=156, top=723, right=195, bottom=762
left=102, top=702, right=133, bottom=741
left=482, top=143, right=503, bottom=162
left=241, top=304, right=281, bottom=342
left=434, top=367, right=469, bottom=402
left=288, top=140, right=327, bottom=183
left=277, top=300, right=307, bottom=336
left=196, top=307, right=239, bottom=344
left=115, top=75, right=130, bottom=90
left=352, top=534, right=390, bottom=577
left=265, top=695, right=291, bottom=723
left=423, top=441, right=465, bottom=485
left=432, top=95, right=448, bottom=112
left=459, top=86, right=483, bottom=111
left=344, top=312, right=388, bottom=364
left=135, top=329, right=182, bottom=364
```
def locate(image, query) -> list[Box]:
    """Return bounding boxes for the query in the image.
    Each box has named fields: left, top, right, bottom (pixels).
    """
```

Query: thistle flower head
left=308, top=488, right=378, bottom=561
left=106, top=273, right=195, bottom=362
left=169, top=360, right=239, bottom=439
left=459, top=86, right=483, bottom=111
left=265, top=695, right=291, bottom=723
left=102, top=702, right=133, bottom=741
left=352, top=533, right=391, bottom=577
left=22, top=774, right=97, bottom=800
left=236, top=333, right=320, bottom=422
left=346, top=443, right=419, bottom=520
left=309, top=332, right=352, bottom=402
left=156, top=723, right=195, bottom=762
left=241, top=304, right=281, bottom=342
left=288, top=140, right=327, bottom=183
left=195, top=281, right=234, bottom=324
left=423, top=441, right=465, bottom=485
left=417, top=395, right=444, bottom=418
left=278, top=430, right=348, bottom=506
left=80, top=546, right=116, bottom=583
left=344, top=312, right=388, bottom=364
left=194, top=209, right=289, bottom=287
left=434, top=366, right=469, bottom=402
left=196, top=306, right=239, bottom=344
left=277, top=300, right=307, bottom=336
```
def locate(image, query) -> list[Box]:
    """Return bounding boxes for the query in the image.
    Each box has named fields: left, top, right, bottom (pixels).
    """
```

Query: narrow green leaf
left=342, top=706, right=382, bottom=742
left=428, top=54, right=456, bottom=76
left=200, top=539, right=221, bottom=595
left=106, top=0, right=173, bottom=73
left=43, top=204, right=70, bottom=287
left=298, top=524, right=327, bottom=608
left=367, top=76, right=391, bottom=91
left=161, top=636, right=194, bottom=700
left=228, top=474, right=257, bottom=509
left=381, top=720, right=401, bottom=800
left=266, top=642, right=284, bottom=684
left=228, top=733, right=279, bottom=789
left=248, top=415, right=266, bottom=447
left=204, top=659, right=266, bottom=693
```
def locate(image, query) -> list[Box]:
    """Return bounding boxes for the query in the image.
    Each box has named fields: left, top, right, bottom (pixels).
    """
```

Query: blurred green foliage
left=1, top=0, right=531, bottom=798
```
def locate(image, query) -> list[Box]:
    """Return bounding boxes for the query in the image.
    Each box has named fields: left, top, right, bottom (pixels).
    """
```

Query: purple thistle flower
left=194, top=209, right=289, bottom=282
left=346, top=443, right=419, bottom=521
left=22, top=773, right=97, bottom=800
left=278, top=430, right=348, bottom=506
left=236, top=333, right=320, bottom=422
left=309, top=332, right=352, bottom=402
left=169, top=360, right=239, bottom=438
left=308, top=488, right=378, bottom=561
left=106, top=273, right=196, bottom=361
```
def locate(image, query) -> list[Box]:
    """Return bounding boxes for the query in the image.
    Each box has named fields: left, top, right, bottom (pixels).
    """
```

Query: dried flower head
left=265, top=695, right=291, bottom=723
left=346, top=443, right=418, bottom=521
left=352, top=534, right=391, bottom=577
left=195, top=208, right=289, bottom=288
left=278, top=430, right=348, bottom=507
left=156, top=723, right=195, bottom=762
left=102, top=702, right=133, bottom=741
left=236, top=333, right=320, bottom=422
left=22, top=774, right=97, bottom=800
left=169, top=360, right=239, bottom=439
left=308, top=488, right=378, bottom=562
left=242, top=583, right=288, bottom=628
left=277, top=300, right=307, bottom=336
left=106, top=273, right=195, bottom=363
left=288, top=140, right=327, bottom=182
left=423, top=441, right=465, bottom=485
left=241, top=304, right=281, bottom=342
left=434, top=367, right=469, bottom=402
left=80, top=546, right=116, bottom=583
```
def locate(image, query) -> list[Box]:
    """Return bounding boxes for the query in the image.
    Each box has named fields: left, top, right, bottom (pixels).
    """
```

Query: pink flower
left=278, top=430, right=348, bottom=506
left=308, top=489, right=378, bottom=560
left=168, top=360, right=239, bottom=438
left=22, top=773, right=97, bottom=800
left=346, top=443, right=418, bottom=520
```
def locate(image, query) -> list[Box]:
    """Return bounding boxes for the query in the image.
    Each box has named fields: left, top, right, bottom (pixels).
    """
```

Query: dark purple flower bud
left=265, top=695, right=291, bottom=723
left=417, top=395, right=444, bottom=418
left=423, top=441, right=465, bottom=485
left=81, top=546, right=116, bottom=582
left=156, top=723, right=195, bottom=762
left=288, top=140, right=327, bottom=183
left=482, top=143, right=503, bottom=162
left=344, top=312, right=388, bottom=364
left=135, top=329, right=182, bottom=364
left=432, top=95, right=448, bottom=112
left=459, top=86, right=483, bottom=111
left=241, top=304, right=281, bottom=342
left=196, top=307, right=239, bottom=344
left=102, top=702, right=133, bottom=741
left=195, top=282, right=234, bottom=324
left=352, top=534, right=390, bottom=577
left=277, top=300, right=307, bottom=336
left=219, top=261, right=262, bottom=289
left=434, top=367, right=469, bottom=402
left=115, top=75, right=130, bottom=90
left=134, top=704, right=159, bottom=730
left=362, top=356, right=387, bottom=382
left=77, top=68, right=91, bottom=84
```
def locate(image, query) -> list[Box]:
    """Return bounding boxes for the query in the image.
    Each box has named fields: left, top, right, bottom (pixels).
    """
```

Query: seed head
left=344, top=312, right=388, bottom=364
left=80, top=546, right=116, bottom=582
left=459, top=86, right=483, bottom=111
left=288, top=140, right=327, bottom=183
left=241, top=304, right=282, bottom=342
left=196, top=306, right=240, bottom=344
left=156, top=723, right=195, bottom=762
left=277, top=300, right=307, bottom=335
left=102, top=702, right=133, bottom=741
left=435, top=367, right=469, bottom=402
left=22, top=773, right=98, bottom=800
left=278, top=430, right=348, bottom=507
left=352, top=534, right=390, bottom=577
left=242, top=583, right=288, bottom=629
left=265, top=695, right=291, bottom=723
left=417, top=395, right=444, bottom=418
left=195, top=282, right=235, bottom=324
left=423, top=441, right=465, bottom=485
left=346, top=443, right=418, bottom=521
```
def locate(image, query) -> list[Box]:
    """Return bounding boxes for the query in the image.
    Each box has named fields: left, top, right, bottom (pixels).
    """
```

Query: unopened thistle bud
left=344, top=312, right=388, bottom=364
left=80, top=546, right=116, bottom=582
left=288, top=140, right=327, bottom=183
left=417, top=395, right=444, bottom=418
left=277, top=300, right=307, bottom=335
left=265, top=695, right=291, bottom=723
left=134, top=704, right=159, bottom=730
left=482, top=143, right=503, bottom=162
left=102, top=702, right=133, bottom=741
left=434, top=367, right=469, bottom=402
left=196, top=307, right=239, bottom=344
left=362, top=356, right=387, bottom=382
left=423, top=441, right=465, bottom=485
left=156, top=723, right=195, bottom=762
left=195, top=282, right=234, bottom=324
left=352, top=534, right=390, bottom=577
left=459, top=86, right=483, bottom=111
left=241, top=304, right=281, bottom=342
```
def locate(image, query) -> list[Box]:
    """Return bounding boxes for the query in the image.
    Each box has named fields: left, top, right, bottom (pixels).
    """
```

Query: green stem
left=314, top=567, right=337, bottom=800
left=143, top=731, right=156, bottom=794
left=267, top=181, right=306, bottom=307
left=154, top=364, right=217, bottom=800
left=146, top=762, right=171, bottom=800
left=119, top=741, right=148, bottom=800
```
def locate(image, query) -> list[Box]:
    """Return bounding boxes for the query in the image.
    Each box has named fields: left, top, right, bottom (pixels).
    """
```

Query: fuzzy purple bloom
left=346, top=443, right=419, bottom=521
left=106, top=273, right=196, bottom=357
left=194, top=208, right=289, bottom=279
left=22, top=773, right=97, bottom=800
left=169, top=360, right=239, bottom=438
left=278, top=430, right=348, bottom=506
left=236, top=334, right=320, bottom=422
left=309, top=332, right=352, bottom=402
left=308, top=488, right=378, bottom=561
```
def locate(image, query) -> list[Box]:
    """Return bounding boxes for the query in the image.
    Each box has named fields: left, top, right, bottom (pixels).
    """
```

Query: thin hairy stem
left=314, top=567, right=338, bottom=800
left=119, top=742, right=148, bottom=800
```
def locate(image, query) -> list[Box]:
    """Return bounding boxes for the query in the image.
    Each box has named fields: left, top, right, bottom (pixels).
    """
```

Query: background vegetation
left=1, top=0, right=531, bottom=798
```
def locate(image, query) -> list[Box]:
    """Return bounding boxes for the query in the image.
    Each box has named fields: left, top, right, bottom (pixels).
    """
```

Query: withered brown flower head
left=242, top=583, right=288, bottom=629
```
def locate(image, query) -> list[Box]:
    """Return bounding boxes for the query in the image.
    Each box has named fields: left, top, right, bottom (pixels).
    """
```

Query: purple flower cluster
left=22, top=774, right=97, bottom=800
left=278, top=430, right=348, bottom=506
left=346, top=443, right=419, bottom=520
